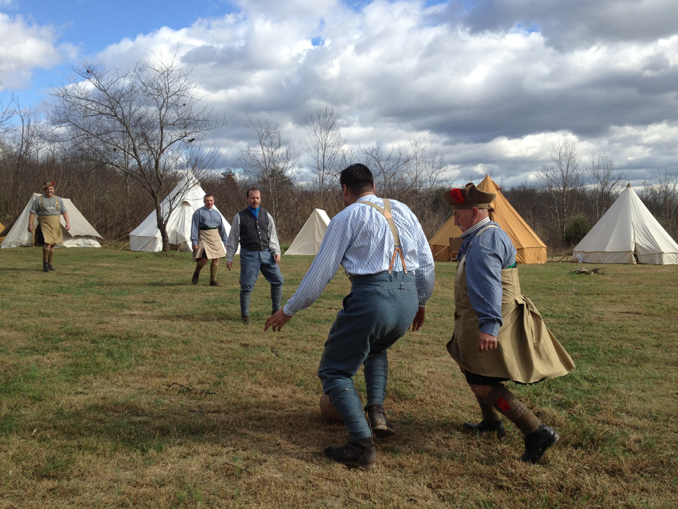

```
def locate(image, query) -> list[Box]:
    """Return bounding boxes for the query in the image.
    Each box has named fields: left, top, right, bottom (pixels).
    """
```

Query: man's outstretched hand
left=264, top=309, right=293, bottom=332
left=410, top=307, right=426, bottom=331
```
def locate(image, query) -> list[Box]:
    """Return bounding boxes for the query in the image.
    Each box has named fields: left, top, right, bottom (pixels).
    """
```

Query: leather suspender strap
left=39, top=195, right=59, bottom=213
left=360, top=199, right=408, bottom=274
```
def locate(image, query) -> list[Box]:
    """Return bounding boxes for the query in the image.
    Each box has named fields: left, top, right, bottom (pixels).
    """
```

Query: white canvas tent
left=129, top=176, right=235, bottom=253
left=573, top=184, right=678, bottom=264
left=0, top=194, right=103, bottom=248
left=285, top=209, right=331, bottom=256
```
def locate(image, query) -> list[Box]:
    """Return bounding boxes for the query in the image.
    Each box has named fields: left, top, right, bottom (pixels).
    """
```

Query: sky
left=1, top=0, right=678, bottom=188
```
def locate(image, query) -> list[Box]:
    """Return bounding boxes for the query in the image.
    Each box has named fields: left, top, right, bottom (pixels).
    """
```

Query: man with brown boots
left=191, top=194, right=228, bottom=286
left=28, top=181, right=70, bottom=272
left=444, top=183, right=575, bottom=464
left=265, top=164, right=435, bottom=468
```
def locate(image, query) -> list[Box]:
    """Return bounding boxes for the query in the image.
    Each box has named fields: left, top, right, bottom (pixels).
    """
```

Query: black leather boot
left=323, top=437, right=376, bottom=469
left=462, top=420, right=506, bottom=438
left=521, top=424, right=559, bottom=463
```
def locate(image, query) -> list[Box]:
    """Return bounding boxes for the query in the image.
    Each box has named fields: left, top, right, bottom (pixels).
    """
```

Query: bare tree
left=407, top=139, right=446, bottom=192
left=537, top=139, right=585, bottom=246
left=239, top=118, right=299, bottom=228
left=586, top=155, right=624, bottom=221
left=360, top=142, right=413, bottom=195
left=641, top=169, right=678, bottom=238
left=304, top=106, right=348, bottom=210
left=0, top=99, right=51, bottom=217
left=50, top=58, right=221, bottom=251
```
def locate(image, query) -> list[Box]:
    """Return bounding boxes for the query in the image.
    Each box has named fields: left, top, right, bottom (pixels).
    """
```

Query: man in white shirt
left=265, top=164, right=435, bottom=468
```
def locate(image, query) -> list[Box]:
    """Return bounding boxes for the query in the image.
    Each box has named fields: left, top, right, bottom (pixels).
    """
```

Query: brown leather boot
left=323, top=437, right=376, bottom=469
left=192, top=271, right=200, bottom=285
left=365, top=404, right=395, bottom=437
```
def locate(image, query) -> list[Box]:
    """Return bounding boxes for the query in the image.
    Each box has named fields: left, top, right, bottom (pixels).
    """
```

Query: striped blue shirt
left=283, top=195, right=435, bottom=316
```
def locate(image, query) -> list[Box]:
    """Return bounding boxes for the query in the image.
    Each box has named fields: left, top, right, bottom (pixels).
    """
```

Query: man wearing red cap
left=444, top=183, right=574, bottom=464
left=28, top=182, right=71, bottom=272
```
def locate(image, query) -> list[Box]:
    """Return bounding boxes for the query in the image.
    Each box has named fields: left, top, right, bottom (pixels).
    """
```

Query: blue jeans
left=239, top=248, right=284, bottom=316
left=317, top=271, right=418, bottom=441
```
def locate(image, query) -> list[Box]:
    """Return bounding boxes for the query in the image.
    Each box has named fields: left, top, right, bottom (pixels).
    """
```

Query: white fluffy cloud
left=50, top=0, right=678, bottom=184
left=0, top=13, right=62, bottom=91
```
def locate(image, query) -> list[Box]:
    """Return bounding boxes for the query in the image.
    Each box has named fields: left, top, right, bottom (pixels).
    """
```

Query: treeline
left=2, top=65, right=677, bottom=252
left=2, top=128, right=676, bottom=252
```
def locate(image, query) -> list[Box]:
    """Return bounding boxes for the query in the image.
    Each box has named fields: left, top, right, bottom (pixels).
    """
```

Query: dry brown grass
left=1, top=248, right=677, bottom=508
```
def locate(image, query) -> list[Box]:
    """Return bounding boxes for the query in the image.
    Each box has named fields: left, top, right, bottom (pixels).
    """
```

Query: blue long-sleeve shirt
left=191, top=206, right=228, bottom=246
left=457, top=220, right=516, bottom=337
left=283, top=195, right=435, bottom=316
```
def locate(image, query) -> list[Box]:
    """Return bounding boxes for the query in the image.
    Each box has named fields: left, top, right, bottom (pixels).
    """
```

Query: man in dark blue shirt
left=226, top=188, right=283, bottom=324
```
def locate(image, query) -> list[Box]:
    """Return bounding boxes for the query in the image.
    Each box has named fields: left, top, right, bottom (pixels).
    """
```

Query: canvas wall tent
left=0, top=194, right=103, bottom=248
left=129, top=176, right=235, bottom=253
left=429, top=175, right=548, bottom=264
left=573, top=184, right=678, bottom=264
left=285, top=209, right=331, bottom=255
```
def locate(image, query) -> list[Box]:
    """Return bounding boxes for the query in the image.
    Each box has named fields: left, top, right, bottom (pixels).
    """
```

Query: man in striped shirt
left=265, top=164, right=435, bottom=468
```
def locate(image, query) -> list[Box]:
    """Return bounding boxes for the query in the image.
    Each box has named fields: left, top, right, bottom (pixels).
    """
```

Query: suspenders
left=360, top=199, right=408, bottom=274
left=39, top=195, right=60, bottom=213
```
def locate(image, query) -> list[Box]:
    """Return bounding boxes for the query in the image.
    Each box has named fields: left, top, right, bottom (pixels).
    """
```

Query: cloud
left=451, top=0, right=678, bottom=49
left=58, top=0, right=678, bottom=185
left=0, top=13, right=62, bottom=91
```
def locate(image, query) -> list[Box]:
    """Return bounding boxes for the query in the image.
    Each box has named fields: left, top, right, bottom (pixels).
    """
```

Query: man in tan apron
left=191, top=194, right=228, bottom=286
left=444, top=183, right=575, bottom=464
left=28, top=181, right=71, bottom=272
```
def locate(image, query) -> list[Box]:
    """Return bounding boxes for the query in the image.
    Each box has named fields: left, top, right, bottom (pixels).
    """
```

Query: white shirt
left=283, top=195, right=435, bottom=316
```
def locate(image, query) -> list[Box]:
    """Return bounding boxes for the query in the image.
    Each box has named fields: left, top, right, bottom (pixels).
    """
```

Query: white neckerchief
left=460, top=216, right=490, bottom=239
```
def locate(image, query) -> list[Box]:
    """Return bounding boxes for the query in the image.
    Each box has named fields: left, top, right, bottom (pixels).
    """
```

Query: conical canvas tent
left=429, top=175, right=547, bottom=264
left=129, top=176, right=234, bottom=253
left=573, top=184, right=678, bottom=264
left=0, top=194, right=103, bottom=248
left=285, top=209, right=331, bottom=255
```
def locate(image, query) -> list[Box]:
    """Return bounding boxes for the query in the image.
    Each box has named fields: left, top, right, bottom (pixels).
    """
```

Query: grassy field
left=0, top=247, right=677, bottom=508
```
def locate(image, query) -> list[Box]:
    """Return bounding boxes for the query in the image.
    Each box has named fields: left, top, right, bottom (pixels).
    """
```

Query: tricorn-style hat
left=443, top=183, right=495, bottom=210
left=42, top=181, right=55, bottom=190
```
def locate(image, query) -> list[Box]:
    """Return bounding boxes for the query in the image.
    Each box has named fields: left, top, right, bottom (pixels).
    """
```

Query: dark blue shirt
left=458, top=221, right=516, bottom=337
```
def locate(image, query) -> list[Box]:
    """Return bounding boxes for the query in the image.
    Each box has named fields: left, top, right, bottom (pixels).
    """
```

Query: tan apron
left=193, top=228, right=226, bottom=261
left=447, top=225, right=575, bottom=383
left=36, top=195, right=63, bottom=246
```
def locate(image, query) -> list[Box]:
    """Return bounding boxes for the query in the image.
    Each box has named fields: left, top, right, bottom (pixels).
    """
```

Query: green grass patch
left=0, top=247, right=677, bottom=507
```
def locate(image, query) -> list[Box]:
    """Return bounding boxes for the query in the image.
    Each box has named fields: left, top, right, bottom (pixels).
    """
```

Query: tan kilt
left=36, top=215, right=63, bottom=246
left=448, top=259, right=575, bottom=384
left=193, top=228, right=226, bottom=261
